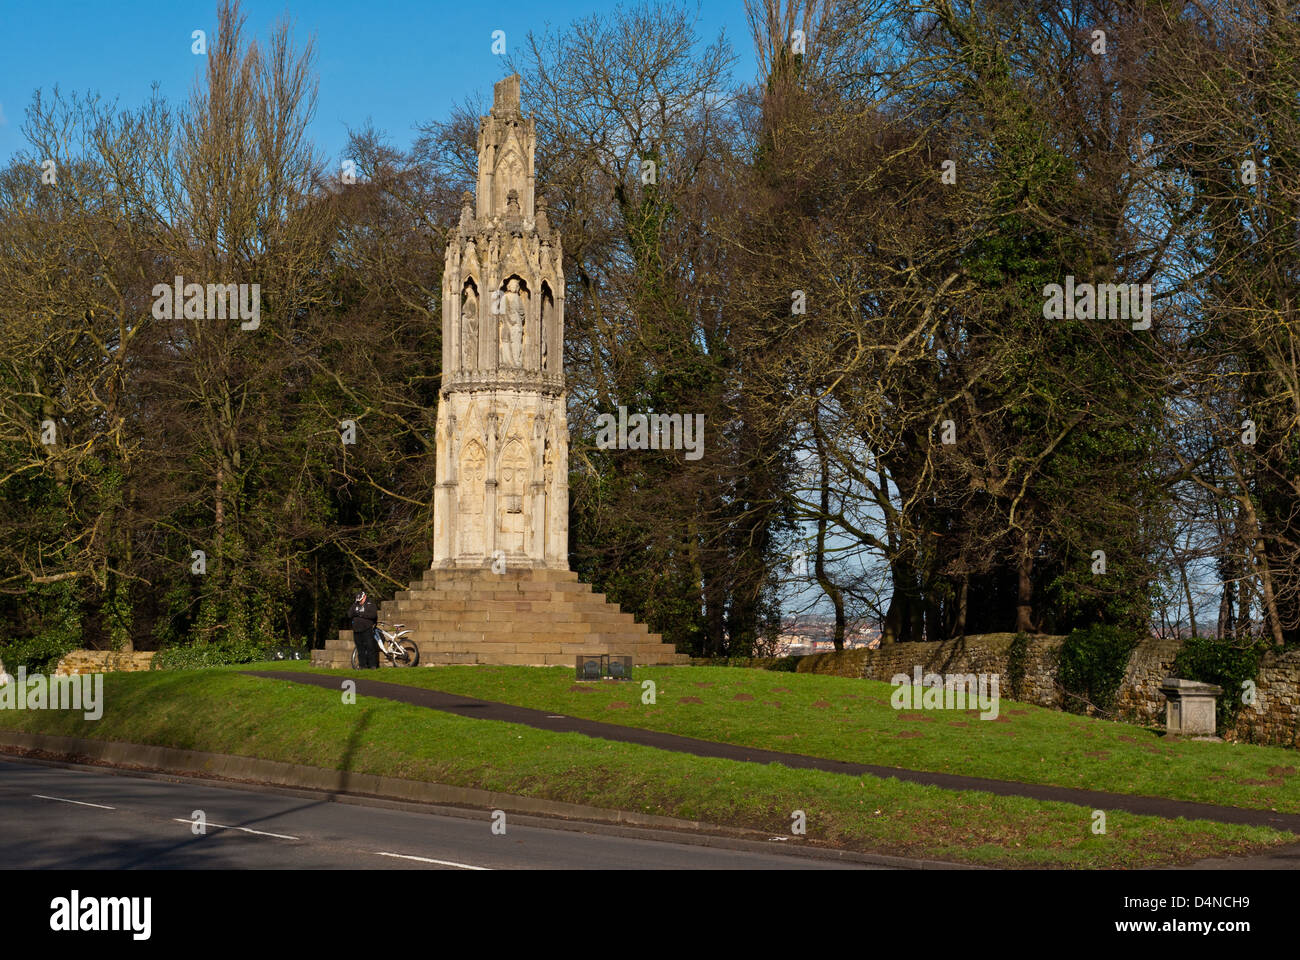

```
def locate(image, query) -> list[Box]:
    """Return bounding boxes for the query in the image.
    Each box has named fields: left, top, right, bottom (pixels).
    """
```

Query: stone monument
left=314, top=76, right=685, bottom=667
left=433, top=73, right=567, bottom=569
left=1159, top=677, right=1223, bottom=738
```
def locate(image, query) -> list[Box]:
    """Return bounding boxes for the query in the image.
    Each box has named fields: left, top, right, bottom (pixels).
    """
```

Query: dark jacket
left=349, top=598, right=378, bottom=633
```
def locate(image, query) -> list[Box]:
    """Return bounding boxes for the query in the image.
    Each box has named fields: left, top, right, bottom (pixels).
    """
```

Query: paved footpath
left=244, top=670, right=1300, bottom=837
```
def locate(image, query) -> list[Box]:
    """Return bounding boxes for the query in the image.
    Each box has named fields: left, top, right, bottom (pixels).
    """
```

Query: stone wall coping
left=1159, top=677, right=1223, bottom=696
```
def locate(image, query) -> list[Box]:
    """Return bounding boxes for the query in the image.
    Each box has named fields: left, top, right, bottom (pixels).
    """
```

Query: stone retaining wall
left=794, top=633, right=1299, bottom=748
left=53, top=650, right=156, bottom=675
left=797, top=633, right=1064, bottom=706
left=1224, top=648, right=1300, bottom=746
left=1113, top=637, right=1182, bottom=724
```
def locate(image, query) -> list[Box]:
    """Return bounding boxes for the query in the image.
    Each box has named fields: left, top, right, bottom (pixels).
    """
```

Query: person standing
left=349, top=590, right=379, bottom=669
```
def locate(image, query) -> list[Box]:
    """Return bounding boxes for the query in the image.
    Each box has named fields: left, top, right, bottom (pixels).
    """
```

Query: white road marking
left=546, top=715, right=566, bottom=719
left=32, top=794, right=115, bottom=810
left=171, top=818, right=298, bottom=840
left=374, top=851, right=490, bottom=870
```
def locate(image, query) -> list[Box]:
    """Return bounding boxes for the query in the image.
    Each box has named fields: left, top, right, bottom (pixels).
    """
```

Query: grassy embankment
left=0, top=665, right=1292, bottom=868
left=255, top=662, right=1300, bottom=815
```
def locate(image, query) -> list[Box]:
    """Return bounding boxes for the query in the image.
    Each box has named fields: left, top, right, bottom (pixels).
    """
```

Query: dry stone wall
left=1113, top=636, right=1182, bottom=724
left=797, top=633, right=1063, bottom=706
left=53, top=650, right=155, bottom=675
left=1223, top=648, right=1300, bottom=747
left=794, top=633, right=1299, bottom=748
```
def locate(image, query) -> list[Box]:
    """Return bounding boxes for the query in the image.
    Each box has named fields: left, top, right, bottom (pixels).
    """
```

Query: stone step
left=320, top=569, right=675, bottom=667
left=326, top=630, right=668, bottom=649
left=382, top=610, right=642, bottom=628
left=313, top=648, right=687, bottom=667
left=414, top=639, right=663, bottom=654
left=400, top=582, right=598, bottom=598
left=407, top=574, right=596, bottom=588
left=329, top=626, right=656, bottom=649
left=387, top=602, right=634, bottom=621
left=413, top=629, right=660, bottom=646
left=420, top=568, right=581, bottom=583
left=386, top=604, right=633, bottom=624
left=410, top=576, right=590, bottom=588
left=391, top=589, right=604, bottom=605
left=385, top=595, right=616, bottom=610
left=383, top=598, right=640, bottom=615
left=328, top=627, right=662, bottom=646
left=392, top=587, right=612, bottom=602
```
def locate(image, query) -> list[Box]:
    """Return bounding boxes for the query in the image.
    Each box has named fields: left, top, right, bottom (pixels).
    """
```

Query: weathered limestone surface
left=433, top=74, right=568, bottom=570
left=1160, top=677, right=1223, bottom=736
left=1223, top=648, right=1300, bottom=746
left=798, top=633, right=1064, bottom=705
left=1113, top=636, right=1183, bottom=722
left=52, top=650, right=155, bottom=675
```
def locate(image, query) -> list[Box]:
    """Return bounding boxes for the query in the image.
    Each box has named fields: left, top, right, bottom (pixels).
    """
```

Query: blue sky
left=0, top=0, right=756, bottom=166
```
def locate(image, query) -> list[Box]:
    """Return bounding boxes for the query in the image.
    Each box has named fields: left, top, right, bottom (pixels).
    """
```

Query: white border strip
left=374, top=851, right=489, bottom=870
left=33, top=794, right=115, bottom=810
left=171, top=818, right=298, bottom=840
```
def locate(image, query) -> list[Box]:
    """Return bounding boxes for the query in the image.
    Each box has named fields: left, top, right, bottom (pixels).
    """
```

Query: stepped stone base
left=312, top=568, right=688, bottom=668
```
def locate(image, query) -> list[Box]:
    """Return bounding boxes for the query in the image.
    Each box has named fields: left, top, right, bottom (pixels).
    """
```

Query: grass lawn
left=0, top=667, right=1292, bottom=868
left=251, top=662, right=1300, bottom=814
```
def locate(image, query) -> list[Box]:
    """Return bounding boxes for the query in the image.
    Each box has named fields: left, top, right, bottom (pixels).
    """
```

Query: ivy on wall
left=1057, top=625, right=1140, bottom=716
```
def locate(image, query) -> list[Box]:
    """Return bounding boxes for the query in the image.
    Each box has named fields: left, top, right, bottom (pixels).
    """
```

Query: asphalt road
left=0, top=756, right=879, bottom=870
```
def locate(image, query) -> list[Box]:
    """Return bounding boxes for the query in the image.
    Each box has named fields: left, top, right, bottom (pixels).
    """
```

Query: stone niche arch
left=457, top=439, right=487, bottom=557
left=539, top=281, right=555, bottom=372
left=497, top=436, right=529, bottom=554
left=461, top=277, right=479, bottom=371
left=494, top=147, right=525, bottom=213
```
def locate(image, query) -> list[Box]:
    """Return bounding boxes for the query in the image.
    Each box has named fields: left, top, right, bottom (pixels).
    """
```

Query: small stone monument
left=1159, top=677, right=1223, bottom=737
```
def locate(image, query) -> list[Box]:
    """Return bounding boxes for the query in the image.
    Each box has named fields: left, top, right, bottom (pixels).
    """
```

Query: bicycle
left=352, top=622, right=420, bottom=668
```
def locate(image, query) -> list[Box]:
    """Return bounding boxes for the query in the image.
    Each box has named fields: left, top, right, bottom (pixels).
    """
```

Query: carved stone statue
left=535, top=196, right=550, bottom=237
left=501, top=278, right=527, bottom=367
left=461, top=288, right=479, bottom=369
left=540, top=291, right=551, bottom=372
left=459, top=191, right=475, bottom=231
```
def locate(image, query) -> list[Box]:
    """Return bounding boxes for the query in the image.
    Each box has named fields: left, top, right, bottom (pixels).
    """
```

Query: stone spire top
left=475, top=74, right=536, bottom=222
left=491, top=74, right=522, bottom=118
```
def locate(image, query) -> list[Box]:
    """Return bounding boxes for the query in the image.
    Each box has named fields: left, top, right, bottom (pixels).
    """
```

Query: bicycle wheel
left=396, top=639, right=420, bottom=667
left=350, top=647, right=359, bottom=670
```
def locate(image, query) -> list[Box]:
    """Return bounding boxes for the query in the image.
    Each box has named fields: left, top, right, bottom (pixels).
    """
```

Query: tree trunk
left=1216, top=556, right=1233, bottom=639
left=811, top=408, right=845, bottom=651
left=1015, top=535, right=1034, bottom=633
left=880, top=592, right=900, bottom=645
left=1178, top=558, right=1198, bottom=640
left=910, top=591, right=926, bottom=643
left=1238, top=496, right=1285, bottom=646
left=813, top=465, right=845, bottom=652
left=215, top=463, right=225, bottom=548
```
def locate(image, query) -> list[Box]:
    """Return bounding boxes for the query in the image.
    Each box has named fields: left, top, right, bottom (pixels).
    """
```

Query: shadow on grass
left=125, top=705, right=376, bottom=867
